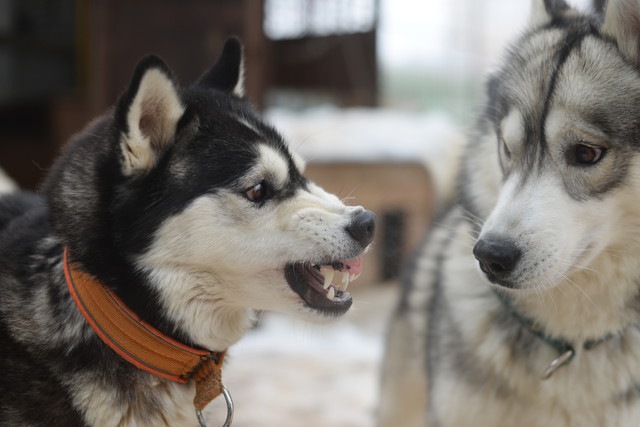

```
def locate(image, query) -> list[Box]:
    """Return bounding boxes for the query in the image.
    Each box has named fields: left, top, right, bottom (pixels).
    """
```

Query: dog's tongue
left=340, top=257, right=362, bottom=275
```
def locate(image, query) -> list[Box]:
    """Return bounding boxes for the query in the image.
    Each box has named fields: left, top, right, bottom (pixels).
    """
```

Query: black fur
left=197, top=37, right=243, bottom=93
left=543, top=0, right=570, bottom=20
left=0, top=38, right=305, bottom=425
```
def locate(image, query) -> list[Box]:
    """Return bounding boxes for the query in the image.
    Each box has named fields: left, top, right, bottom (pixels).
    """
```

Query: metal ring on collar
left=196, top=385, right=234, bottom=427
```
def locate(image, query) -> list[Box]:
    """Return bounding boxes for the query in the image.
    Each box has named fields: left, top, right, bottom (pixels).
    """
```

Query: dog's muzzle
left=473, top=235, right=522, bottom=288
left=284, top=209, right=376, bottom=316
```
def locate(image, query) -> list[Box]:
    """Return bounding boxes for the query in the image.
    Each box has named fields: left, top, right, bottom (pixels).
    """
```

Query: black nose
left=473, top=236, right=521, bottom=279
left=347, top=210, right=376, bottom=247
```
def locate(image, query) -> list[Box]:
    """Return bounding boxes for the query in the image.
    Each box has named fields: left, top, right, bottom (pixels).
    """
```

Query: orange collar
left=63, top=247, right=226, bottom=411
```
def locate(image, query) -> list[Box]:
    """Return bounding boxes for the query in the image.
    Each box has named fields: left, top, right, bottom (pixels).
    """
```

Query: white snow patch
left=205, top=287, right=398, bottom=427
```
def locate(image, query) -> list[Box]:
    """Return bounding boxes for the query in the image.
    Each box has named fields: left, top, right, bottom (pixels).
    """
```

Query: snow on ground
left=205, top=285, right=398, bottom=427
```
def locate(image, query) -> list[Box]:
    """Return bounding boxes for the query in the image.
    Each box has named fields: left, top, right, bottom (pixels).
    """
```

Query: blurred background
left=0, top=1, right=595, bottom=425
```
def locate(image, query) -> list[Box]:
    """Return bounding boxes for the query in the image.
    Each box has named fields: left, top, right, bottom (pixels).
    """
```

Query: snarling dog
left=380, top=1, right=640, bottom=426
left=0, top=38, right=375, bottom=426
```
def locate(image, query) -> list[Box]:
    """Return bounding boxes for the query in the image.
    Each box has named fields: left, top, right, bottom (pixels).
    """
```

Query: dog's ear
left=529, top=0, right=571, bottom=27
left=115, top=56, right=184, bottom=176
left=602, top=0, right=640, bottom=68
left=197, top=37, right=245, bottom=96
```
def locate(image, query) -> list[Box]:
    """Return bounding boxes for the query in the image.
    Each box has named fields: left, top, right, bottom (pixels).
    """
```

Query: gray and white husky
left=380, top=1, right=640, bottom=426
left=0, top=38, right=375, bottom=426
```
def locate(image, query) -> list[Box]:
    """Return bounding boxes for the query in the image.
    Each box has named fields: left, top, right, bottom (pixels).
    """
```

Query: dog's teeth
left=341, top=273, right=355, bottom=289
left=321, top=268, right=335, bottom=289
left=352, top=271, right=361, bottom=282
left=342, top=272, right=350, bottom=285
left=337, top=272, right=350, bottom=292
left=326, top=287, right=335, bottom=301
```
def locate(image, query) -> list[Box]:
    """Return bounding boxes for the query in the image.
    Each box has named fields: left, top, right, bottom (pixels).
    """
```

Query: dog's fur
left=0, top=39, right=375, bottom=426
left=380, top=1, right=640, bottom=426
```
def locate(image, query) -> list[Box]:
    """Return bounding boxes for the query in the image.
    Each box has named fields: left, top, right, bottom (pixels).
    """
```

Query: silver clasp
left=196, top=385, right=234, bottom=427
left=540, top=349, right=574, bottom=380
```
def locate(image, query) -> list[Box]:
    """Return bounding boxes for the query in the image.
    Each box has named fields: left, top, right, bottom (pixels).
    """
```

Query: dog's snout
left=473, top=236, right=521, bottom=281
left=347, top=210, right=376, bottom=247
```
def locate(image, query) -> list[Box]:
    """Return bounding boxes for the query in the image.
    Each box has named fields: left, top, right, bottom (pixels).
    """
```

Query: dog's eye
left=573, top=144, right=605, bottom=165
left=500, top=139, right=511, bottom=160
left=244, top=181, right=270, bottom=203
left=498, top=138, right=512, bottom=173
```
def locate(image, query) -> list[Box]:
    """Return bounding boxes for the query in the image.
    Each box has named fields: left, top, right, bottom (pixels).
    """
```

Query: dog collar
left=493, top=290, right=614, bottom=379
left=63, top=247, right=231, bottom=424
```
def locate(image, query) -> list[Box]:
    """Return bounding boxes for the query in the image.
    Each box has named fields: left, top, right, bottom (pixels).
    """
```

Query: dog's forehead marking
left=544, top=108, right=570, bottom=145
left=234, top=114, right=263, bottom=137
left=553, top=36, right=640, bottom=136
left=498, top=24, right=610, bottom=180
left=257, top=144, right=290, bottom=188
left=499, top=29, right=565, bottom=112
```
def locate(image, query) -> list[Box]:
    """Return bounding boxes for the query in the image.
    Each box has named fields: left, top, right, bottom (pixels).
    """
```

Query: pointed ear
left=197, top=37, right=245, bottom=96
left=602, top=0, right=640, bottom=67
left=115, top=56, right=184, bottom=176
left=529, top=0, right=571, bottom=27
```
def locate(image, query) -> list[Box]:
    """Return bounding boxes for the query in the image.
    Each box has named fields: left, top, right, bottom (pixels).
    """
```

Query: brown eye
left=244, top=182, right=270, bottom=202
left=574, top=144, right=605, bottom=165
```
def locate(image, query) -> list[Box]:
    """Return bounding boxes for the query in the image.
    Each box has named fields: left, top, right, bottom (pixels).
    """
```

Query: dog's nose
left=473, top=236, right=521, bottom=279
left=347, top=210, right=376, bottom=247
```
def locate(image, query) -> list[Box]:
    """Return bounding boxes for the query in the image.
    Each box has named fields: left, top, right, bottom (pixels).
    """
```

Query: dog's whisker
left=431, top=221, right=480, bottom=242
left=340, top=185, right=361, bottom=203
left=559, top=274, right=600, bottom=311
left=555, top=259, right=599, bottom=275
left=532, top=280, right=546, bottom=306
left=340, top=196, right=357, bottom=204
left=460, top=211, right=485, bottom=230
left=541, top=275, right=560, bottom=313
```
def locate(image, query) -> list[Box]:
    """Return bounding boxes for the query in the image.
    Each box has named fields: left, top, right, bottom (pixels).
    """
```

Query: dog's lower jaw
left=480, top=271, right=517, bottom=289
left=284, top=262, right=356, bottom=317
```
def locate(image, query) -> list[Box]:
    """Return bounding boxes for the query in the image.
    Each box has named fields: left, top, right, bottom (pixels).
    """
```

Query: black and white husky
left=0, top=38, right=375, bottom=426
left=380, top=1, right=640, bottom=426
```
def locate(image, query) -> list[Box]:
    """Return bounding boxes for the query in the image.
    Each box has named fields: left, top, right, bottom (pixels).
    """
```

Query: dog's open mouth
left=284, top=258, right=363, bottom=316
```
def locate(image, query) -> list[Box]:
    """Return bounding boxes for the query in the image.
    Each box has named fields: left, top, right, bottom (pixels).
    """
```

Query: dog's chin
left=483, top=272, right=557, bottom=295
left=483, top=273, right=517, bottom=290
left=284, top=259, right=363, bottom=317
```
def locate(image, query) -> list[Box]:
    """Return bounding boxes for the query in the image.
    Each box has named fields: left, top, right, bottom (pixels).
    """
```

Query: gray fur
left=380, top=1, right=640, bottom=426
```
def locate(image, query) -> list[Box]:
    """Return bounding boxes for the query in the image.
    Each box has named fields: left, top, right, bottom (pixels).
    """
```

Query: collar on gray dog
left=492, top=290, right=614, bottom=380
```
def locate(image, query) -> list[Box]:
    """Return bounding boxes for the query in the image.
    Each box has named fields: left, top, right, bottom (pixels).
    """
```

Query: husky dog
left=0, top=38, right=375, bottom=426
left=379, top=1, right=640, bottom=426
